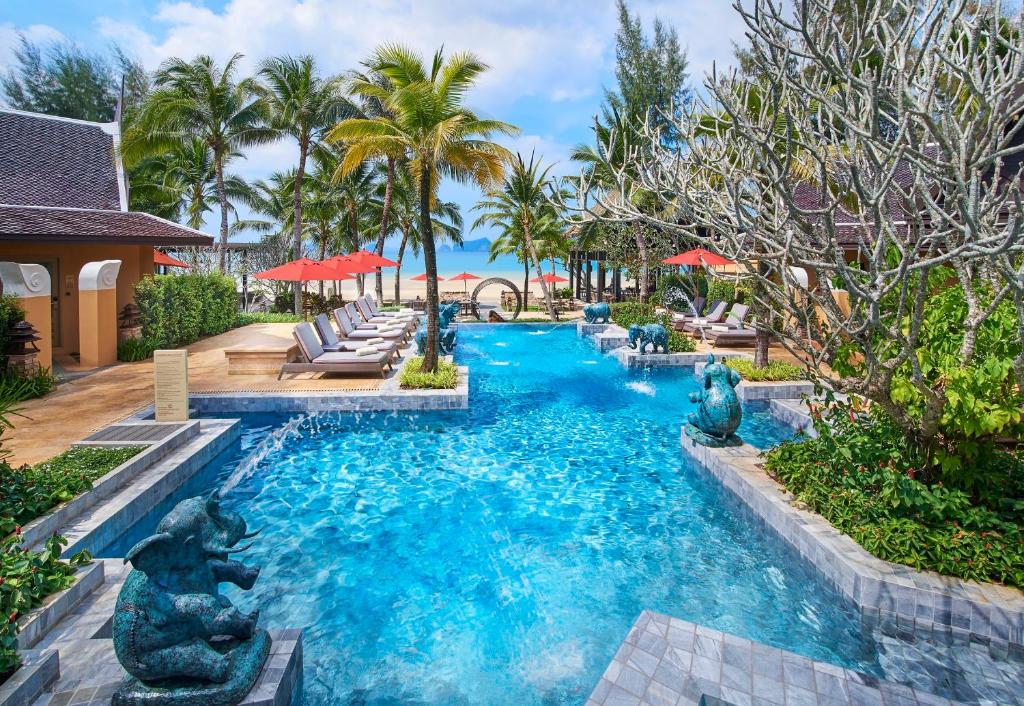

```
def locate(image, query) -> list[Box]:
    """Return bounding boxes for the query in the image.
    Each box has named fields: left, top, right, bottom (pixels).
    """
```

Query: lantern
left=119, top=303, right=143, bottom=342
left=6, top=320, right=40, bottom=376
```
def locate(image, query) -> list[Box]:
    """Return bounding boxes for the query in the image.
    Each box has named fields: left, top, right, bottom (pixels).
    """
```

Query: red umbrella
left=448, top=272, right=481, bottom=296
left=531, top=274, right=569, bottom=283
left=322, top=255, right=380, bottom=275
left=345, top=249, right=398, bottom=268
left=154, top=250, right=189, bottom=268
left=253, top=258, right=352, bottom=282
left=411, top=273, right=445, bottom=281
left=662, top=248, right=735, bottom=267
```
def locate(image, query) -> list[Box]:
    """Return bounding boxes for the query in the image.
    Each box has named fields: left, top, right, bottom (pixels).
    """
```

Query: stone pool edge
left=678, top=431, right=1024, bottom=652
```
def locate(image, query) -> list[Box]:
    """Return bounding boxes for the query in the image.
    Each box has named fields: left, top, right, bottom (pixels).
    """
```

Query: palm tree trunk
left=420, top=165, right=441, bottom=372
left=523, top=258, right=529, bottom=313
left=633, top=221, right=649, bottom=302
left=292, top=138, right=308, bottom=313
left=394, top=224, right=409, bottom=305
left=374, top=157, right=395, bottom=303
left=525, top=227, right=557, bottom=321
left=214, top=156, right=229, bottom=273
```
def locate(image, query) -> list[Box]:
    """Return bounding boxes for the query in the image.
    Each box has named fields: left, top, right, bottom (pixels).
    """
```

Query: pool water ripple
left=102, top=325, right=1023, bottom=705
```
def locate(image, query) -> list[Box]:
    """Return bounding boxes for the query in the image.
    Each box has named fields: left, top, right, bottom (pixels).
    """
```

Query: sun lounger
left=279, top=323, right=392, bottom=379
left=313, top=314, right=400, bottom=360
left=334, top=308, right=409, bottom=342
left=704, top=325, right=763, bottom=347
left=366, top=294, right=416, bottom=316
left=681, top=300, right=728, bottom=332
left=350, top=300, right=417, bottom=335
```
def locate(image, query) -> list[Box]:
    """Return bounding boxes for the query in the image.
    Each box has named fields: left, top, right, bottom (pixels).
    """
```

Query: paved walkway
left=7, top=324, right=384, bottom=466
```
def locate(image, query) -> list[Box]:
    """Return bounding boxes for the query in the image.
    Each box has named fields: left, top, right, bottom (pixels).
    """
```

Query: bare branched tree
left=561, top=0, right=1024, bottom=448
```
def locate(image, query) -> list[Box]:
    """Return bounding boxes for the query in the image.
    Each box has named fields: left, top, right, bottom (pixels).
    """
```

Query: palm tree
left=258, top=55, right=351, bottom=312
left=347, top=67, right=405, bottom=304
left=385, top=168, right=464, bottom=303
left=327, top=44, right=518, bottom=372
left=473, top=152, right=561, bottom=320
left=125, top=53, right=277, bottom=271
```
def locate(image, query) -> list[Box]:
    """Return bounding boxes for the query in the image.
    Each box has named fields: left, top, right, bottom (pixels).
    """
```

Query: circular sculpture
left=470, top=278, right=522, bottom=320
left=685, top=353, right=743, bottom=447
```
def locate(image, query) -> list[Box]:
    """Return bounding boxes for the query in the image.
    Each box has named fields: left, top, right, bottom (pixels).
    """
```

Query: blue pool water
left=104, top=325, right=979, bottom=704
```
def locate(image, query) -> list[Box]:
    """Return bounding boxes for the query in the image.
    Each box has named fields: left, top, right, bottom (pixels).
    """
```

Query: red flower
left=13, top=526, right=20, bottom=536
left=7, top=611, right=17, bottom=624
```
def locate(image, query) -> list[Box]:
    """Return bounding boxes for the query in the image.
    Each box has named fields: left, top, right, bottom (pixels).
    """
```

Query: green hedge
left=234, top=312, right=302, bottom=327
left=399, top=357, right=458, bottom=389
left=135, top=274, right=237, bottom=347
left=725, top=358, right=804, bottom=382
left=609, top=302, right=696, bottom=352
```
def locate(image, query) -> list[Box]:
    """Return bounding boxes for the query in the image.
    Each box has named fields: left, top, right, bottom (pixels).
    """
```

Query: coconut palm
left=346, top=67, right=405, bottom=304
left=258, top=55, right=351, bottom=312
left=473, top=152, right=561, bottom=320
left=124, top=53, right=277, bottom=271
left=383, top=168, right=464, bottom=303
left=327, top=44, right=518, bottom=372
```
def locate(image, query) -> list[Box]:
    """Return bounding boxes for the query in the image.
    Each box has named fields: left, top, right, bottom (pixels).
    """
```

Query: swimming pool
left=102, top=325, right=1020, bottom=705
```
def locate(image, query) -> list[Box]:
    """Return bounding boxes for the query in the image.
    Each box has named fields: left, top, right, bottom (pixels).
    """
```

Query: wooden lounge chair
left=313, top=314, right=400, bottom=361
left=687, top=303, right=750, bottom=336
left=334, top=308, right=409, bottom=343
left=279, top=323, right=393, bottom=379
left=365, top=294, right=416, bottom=316
left=704, top=325, right=762, bottom=347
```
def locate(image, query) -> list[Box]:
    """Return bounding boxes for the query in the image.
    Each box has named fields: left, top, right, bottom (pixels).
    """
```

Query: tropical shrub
left=609, top=302, right=696, bottom=352
left=763, top=400, right=1024, bottom=588
left=135, top=273, right=237, bottom=347
left=117, top=337, right=160, bottom=362
left=0, top=447, right=144, bottom=536
left=399, top=357, right=458, bottom=389
left=234, top=312, right=302, bottom=327
left=0, top=369, right=56, bottom=406
left=302, top=292, right=345, bottom=317
left=1, top=533, right=91, bottom=679
left=725, top=358, right=804, bottom=382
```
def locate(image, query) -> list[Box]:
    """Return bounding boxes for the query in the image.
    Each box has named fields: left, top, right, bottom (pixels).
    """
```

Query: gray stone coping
left=594, top=326, right=631, bottom=351
left=769, top=398, right=817, bottom=436
left=586, top=611, right=963, bottom=706
left=614, top=349, right=750, bottom=369
left=679, top=432, right=1024, bottom=650
left=20, top=422, right=200, bottom=552
left=736, top=380, right=815, bottom=403
left=16, top=562, right=104, bottom=650
left=0, top=650, right=58, bottom=706
left=58, top=419, right=241, bottom=558
left=577, top=321, right=614, bottom=337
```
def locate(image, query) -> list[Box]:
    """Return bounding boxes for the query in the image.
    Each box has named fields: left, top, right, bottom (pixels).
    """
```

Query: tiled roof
left=0, top=205, right=213, bottom=245
left=0, top=109, right=124, bottom=211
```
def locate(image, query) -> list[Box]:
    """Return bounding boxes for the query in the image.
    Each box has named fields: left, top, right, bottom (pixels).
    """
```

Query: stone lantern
left=119, top=303, right=143, bottom=343
left=6, top=320, right=41, bottom=376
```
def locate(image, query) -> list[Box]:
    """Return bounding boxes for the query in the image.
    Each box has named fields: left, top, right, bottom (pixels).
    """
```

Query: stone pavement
left=587, top=611, right=964, bottom=706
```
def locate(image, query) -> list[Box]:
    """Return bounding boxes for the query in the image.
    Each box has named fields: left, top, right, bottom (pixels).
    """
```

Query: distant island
left=439, top=238, right=491, bottom=253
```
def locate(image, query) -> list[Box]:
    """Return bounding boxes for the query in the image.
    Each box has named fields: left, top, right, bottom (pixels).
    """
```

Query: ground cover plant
left=1, top=533, right=91, bottom=680
left=117, top=337, right=160, bottom=362
left=234, top=312, right=303, bottom=327
left=610, top=302, right=696, bottom=352
left=0, top=369, right=57, bottom=405
left=725, top=358, right=803, bottom=382
left=399, top=356, right=458, bottom=389
left=0, top=447, right=144, bottom=537
left=764, top=399, right=1024, bottom=588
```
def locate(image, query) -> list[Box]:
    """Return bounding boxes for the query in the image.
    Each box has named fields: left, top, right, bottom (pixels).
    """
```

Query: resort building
left=0, top=107, right=211, bottom=369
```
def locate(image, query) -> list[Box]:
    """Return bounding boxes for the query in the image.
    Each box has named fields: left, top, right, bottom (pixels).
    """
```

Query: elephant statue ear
left=124, top=532, right=174, bottom=574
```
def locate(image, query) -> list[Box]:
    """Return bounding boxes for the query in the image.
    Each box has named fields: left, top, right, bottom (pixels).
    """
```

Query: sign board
left=154, top=349, right=189, bottom=422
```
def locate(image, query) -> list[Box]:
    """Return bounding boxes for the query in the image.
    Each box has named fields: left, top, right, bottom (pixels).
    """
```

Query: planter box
left=15, top=562, right=105, bottom=650
left=20, top=422, right=200, bottom=552
left=0, top=650, right=58, bottom=706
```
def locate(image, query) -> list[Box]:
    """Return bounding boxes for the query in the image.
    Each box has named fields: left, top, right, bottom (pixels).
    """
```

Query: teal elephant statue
left=628, top=323, right=669, bottom=354
left=685, top=353, right=743, bottom=447
left=112, top=494, right=269, bottom=705
left=583, top=302, right=610, bottom=324
left=416, top=326, right=457, bottom=355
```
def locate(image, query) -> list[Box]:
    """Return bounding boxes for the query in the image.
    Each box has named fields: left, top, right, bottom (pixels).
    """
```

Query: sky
left=0, top=0, right=754, bottom=245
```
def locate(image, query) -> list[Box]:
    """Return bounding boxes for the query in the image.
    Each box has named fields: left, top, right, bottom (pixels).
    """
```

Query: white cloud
left=0, top=22, right=65, bottom=76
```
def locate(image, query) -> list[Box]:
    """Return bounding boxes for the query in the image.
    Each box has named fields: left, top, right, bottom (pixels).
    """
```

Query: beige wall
left=0, top=243, right=153, bottom=356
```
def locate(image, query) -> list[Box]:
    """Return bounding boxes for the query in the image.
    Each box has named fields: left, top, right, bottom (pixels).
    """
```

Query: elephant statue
left=583, top=302, right=610, bottom=324
left=685, top=353, right=743, bottom=447
left=627, top=323, right=669, bottom=354
left=415, top=327, right=457, bottom=355
left=112, top=494, right=270, bottom=706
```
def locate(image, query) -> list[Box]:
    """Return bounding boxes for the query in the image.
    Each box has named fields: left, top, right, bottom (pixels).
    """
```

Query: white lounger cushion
left=356, top=346, right=378, bottom=356
left=314, top=351, right=388, bottom=363
left=366, top=337, right=385, bottom=344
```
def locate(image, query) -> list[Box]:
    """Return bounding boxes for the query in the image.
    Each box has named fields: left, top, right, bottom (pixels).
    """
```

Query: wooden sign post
left=154, top=349, right=189, bottom=422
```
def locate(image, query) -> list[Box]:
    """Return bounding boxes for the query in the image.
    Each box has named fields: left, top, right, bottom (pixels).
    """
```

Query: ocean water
left=101, top=325, right=1023, bottom=705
